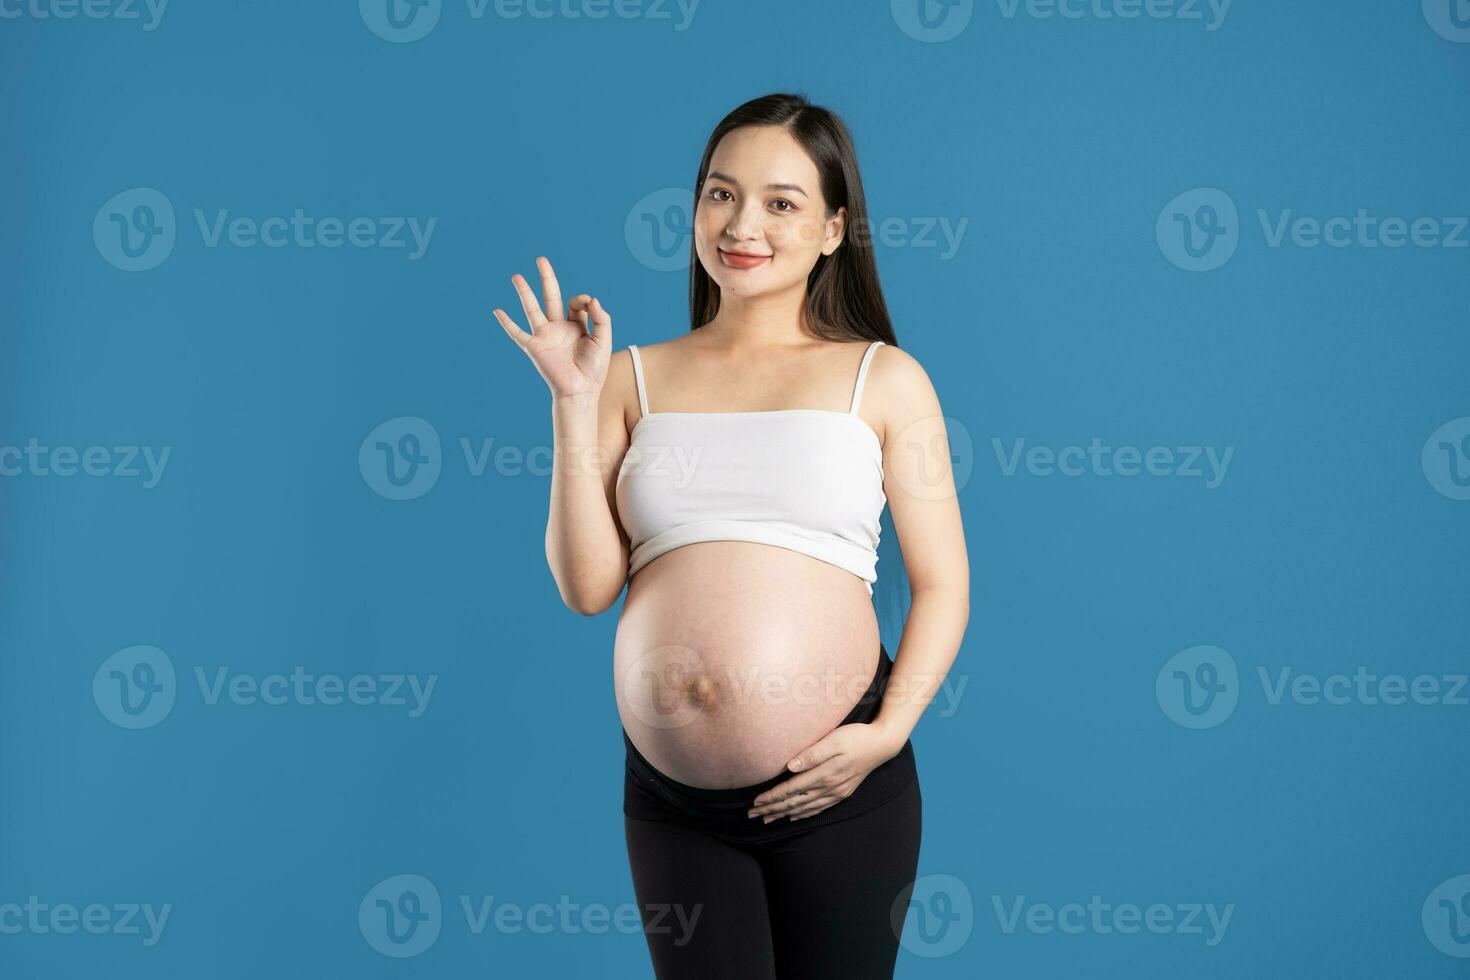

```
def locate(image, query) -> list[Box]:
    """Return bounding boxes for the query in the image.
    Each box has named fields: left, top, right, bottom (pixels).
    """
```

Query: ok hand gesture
left=493, top=256, right=612, bottom=399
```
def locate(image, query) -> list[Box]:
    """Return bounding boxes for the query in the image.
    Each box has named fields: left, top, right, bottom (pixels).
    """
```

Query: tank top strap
left=628, top=344, right=650, bottom=418
left=848, top=340, right=885, bottom=415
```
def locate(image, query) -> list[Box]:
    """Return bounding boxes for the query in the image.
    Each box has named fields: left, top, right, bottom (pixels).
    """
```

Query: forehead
left=707, top=126, right=821, bottom=191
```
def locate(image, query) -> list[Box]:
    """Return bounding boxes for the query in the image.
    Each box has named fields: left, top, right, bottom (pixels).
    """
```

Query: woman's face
left=693, top=125, right=846, bottom=299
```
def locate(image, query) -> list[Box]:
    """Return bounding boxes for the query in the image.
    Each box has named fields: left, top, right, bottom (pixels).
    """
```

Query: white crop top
left=615, top=340, right=888, bottom=595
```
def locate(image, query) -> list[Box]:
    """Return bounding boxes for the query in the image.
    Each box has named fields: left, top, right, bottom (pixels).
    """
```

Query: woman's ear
left=822, top=205, right=848, bottom=256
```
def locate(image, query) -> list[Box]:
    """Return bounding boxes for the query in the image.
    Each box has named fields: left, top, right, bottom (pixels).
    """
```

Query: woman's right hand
left=493, top=256, right=612, bottom=400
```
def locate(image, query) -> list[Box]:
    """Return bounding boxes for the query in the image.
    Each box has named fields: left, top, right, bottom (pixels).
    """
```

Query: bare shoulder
left=636, top=333, right=696, bottom=354
left=859, top=342, right=944, bottom=450
left=622, top=333, right=696, bottom=372
left=867, top=342, right=941, bottom=413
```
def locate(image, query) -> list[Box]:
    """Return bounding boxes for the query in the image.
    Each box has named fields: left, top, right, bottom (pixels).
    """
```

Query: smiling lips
left=719, top=248, right=771, bottom=269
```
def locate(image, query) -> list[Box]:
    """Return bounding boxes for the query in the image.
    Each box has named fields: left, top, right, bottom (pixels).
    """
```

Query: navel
left=685, top=673, right=723, bottom=711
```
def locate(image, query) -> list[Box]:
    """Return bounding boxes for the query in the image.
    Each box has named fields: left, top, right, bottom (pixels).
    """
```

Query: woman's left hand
left=748, top=722, right=905, bottom=823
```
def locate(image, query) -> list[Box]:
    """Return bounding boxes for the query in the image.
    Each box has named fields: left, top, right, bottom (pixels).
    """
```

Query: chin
left=715, top=277, right=773, bottom=298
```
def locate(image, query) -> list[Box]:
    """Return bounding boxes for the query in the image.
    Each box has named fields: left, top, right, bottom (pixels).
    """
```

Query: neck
left=698, top=281, right=815, bottom=351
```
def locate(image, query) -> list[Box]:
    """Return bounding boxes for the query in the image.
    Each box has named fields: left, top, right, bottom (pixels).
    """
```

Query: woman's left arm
left=749, top=345, right=970, bottom=823
left=863, top=343, right=970, bottom=752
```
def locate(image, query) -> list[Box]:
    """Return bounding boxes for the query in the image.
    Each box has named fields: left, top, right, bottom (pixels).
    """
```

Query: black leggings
left=622, top=644, right=923, bottom=979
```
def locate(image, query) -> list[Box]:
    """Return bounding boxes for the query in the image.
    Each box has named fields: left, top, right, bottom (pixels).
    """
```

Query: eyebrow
left=705, top=170, right=809, bottom=199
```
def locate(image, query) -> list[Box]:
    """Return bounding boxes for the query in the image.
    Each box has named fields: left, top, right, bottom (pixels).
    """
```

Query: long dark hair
left=687, top=92, right=911, bottom=637
left=687, top=92, right=899, bottom=348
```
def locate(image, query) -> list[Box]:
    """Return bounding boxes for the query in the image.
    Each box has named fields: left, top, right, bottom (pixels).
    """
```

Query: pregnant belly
left=614, top=541, right=881, bottom=789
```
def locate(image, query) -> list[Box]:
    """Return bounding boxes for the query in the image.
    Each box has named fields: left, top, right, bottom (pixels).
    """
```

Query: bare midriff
left=614, top=540, right=881, bottom=789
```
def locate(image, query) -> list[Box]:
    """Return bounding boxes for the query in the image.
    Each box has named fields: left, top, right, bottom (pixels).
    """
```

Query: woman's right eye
left=706, top=188, right=732, bottom=202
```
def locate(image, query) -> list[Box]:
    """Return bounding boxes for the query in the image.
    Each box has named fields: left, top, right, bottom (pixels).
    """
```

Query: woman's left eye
left=771, top=199, right=795, bottom=213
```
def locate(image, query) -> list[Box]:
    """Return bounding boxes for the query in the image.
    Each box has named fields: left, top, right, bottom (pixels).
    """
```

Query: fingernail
left=763, top=816, right=774, bottom=824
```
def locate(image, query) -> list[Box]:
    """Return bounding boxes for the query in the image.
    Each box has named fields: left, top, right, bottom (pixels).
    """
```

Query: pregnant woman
left=495, top=93, right=969, bottom=979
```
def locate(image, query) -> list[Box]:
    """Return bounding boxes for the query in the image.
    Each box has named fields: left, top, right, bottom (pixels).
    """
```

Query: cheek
left=773, top=217, right=824, bottom=252
left=693, top=204, right=718, bottom=238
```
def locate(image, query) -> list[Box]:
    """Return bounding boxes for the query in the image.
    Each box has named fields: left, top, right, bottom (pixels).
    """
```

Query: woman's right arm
left=494, top=256, right=631, bottom=615
left=544, top=359, right=635, bottom=614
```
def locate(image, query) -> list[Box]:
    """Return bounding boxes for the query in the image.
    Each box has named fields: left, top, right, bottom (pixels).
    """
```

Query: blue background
left=3, top=0, right=1469, bottom=976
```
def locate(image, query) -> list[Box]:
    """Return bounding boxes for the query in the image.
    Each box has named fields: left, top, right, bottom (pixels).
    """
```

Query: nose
left=725, top=199, right=765, bottom=242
